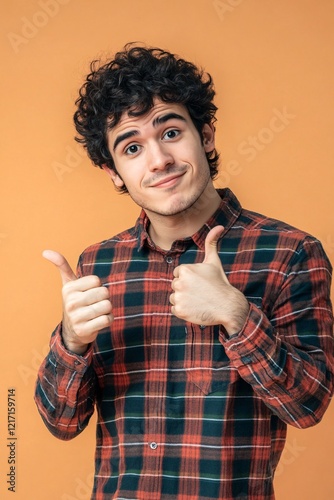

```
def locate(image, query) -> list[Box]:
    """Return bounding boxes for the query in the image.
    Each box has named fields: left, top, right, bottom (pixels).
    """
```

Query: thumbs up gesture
left=170, top=226, right=249, bottom=336
left=42, top=250, right=113, bottom=354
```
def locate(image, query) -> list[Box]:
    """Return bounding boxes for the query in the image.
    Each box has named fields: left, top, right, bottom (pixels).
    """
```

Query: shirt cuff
left=219, top=302, right=277, bottom=367
left=49, top=323, right=94, bottom=374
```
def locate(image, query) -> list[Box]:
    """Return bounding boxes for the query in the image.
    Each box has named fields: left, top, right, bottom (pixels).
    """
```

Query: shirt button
left=165, top=256, right=173, bottom=264
left=149, top=442, right=158, bottom=450
left=199, top=325, right=206, bottom=330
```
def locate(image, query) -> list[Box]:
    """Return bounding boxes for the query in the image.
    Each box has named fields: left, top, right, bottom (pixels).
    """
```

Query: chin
left=150, top=196, right=199, bottom=217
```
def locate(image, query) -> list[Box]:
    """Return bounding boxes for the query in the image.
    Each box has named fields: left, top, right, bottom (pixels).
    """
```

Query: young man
left=35, top=45, right=334, bottom=500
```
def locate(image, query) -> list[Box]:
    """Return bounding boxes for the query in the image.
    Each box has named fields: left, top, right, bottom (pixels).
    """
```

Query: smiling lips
left=150, top=171, right=186, bottom=188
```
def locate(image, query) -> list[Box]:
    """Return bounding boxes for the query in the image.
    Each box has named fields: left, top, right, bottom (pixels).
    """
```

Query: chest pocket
left=184, top=324, right=238, bottom=395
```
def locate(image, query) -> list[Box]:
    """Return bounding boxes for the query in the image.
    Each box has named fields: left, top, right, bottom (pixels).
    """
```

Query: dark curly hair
left=73, top=43, right=220, bottom=193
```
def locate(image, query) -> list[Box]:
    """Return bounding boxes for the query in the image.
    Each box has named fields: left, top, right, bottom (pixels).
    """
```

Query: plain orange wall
left=1, top=1, right=334, bottom=499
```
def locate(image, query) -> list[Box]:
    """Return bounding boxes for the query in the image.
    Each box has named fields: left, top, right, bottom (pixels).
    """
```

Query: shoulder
left=236, top=206, right=312, bottom=242
left=77, top=225, right=138, bottom=274
left=219, top=188, right=316, bottom=248
left=231, top=206, right=331, bottom=270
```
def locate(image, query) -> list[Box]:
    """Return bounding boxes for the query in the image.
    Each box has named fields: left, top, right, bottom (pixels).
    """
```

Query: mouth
left=150, top=171, right=186, bottom=189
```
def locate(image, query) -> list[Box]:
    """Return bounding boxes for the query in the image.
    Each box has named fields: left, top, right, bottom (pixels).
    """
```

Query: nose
left=146, top=141, right=174, bottom=172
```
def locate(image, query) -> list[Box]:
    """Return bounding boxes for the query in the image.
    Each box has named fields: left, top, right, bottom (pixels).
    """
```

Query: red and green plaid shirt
left=35, top=189, right=334, bottom=500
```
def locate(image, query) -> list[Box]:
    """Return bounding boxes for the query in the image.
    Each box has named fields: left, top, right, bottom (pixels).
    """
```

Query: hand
left=170, top=226, right=249, bottom=336
left=43, top=250, right=113, bottom=354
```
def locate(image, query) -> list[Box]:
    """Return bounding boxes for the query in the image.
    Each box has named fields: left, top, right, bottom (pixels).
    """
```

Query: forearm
left=221, top=302, right=334, bottom=428
left=34, top=324, right=96, bottom=440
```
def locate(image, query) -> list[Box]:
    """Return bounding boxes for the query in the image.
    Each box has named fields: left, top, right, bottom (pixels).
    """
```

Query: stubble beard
left=139, top=168, right=212, bottom=220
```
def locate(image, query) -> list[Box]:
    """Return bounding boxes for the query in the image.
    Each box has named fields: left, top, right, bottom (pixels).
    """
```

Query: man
left=35, top=44, right=334, bottom=500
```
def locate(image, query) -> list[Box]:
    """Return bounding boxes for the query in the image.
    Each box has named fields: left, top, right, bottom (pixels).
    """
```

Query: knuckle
left=177, top=265, right=190, bottom=279
left=101, top=286, right=110, bottom=297
left=74, top=324, right=86, bottom=337
left=89, top=275, right=101, bottom=287
left=92, top=300, right=111, bottom=316
left=102, top=315, right=113, bottom=327
left=65, top=296, right=79, bottom=314
left=89, top=302, right=99, bottom=316
left=62, top=283, right=78, bottom=298
left=171, top=278, right=180, bottom=290
left=102, top=300, right=112, bottom=313
left=67, top=310, right=81, bottom=327
left=99, top=290, right=110, bottom=303
left=173, top=304, right=182, bottom=317
left=176, top=264, right=184, bottom=274
left=62, top=281, right=75, bottom=297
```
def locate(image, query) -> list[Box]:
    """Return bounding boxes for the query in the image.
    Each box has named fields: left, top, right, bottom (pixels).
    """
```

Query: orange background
left=1, top=1, right=334, bottom=499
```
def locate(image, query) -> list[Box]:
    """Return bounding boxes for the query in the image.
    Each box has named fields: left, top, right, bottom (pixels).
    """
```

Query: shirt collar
left=135, top=188, right=242, bottom=252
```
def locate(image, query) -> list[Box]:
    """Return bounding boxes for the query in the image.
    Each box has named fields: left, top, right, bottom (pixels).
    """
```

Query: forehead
left=108, top=100, right=191, bottom=135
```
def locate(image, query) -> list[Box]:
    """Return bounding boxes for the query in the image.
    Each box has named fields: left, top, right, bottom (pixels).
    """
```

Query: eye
left=163, top=129, right=180, bottom=140
left=125, top=144, right=141, bottom=155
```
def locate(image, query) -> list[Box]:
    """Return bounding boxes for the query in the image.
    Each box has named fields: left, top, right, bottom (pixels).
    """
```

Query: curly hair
left=73, top=44, right=220, bottom=193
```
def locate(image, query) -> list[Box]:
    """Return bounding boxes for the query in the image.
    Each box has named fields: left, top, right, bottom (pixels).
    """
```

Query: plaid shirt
left=35, top=188, right=334, bottom=500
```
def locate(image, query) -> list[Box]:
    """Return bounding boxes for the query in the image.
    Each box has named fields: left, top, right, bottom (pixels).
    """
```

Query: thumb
left=203, top=225, right=225, bottom=266
left=42, top=249, right=77, bottom=284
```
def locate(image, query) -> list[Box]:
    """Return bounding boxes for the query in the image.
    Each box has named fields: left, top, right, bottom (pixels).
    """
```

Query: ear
left=101, top=165, right=125, bottom=188
left=202, top=123, right=215, bottom=153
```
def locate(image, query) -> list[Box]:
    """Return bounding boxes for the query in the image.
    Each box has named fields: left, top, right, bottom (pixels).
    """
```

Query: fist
left=170, top=226, right=249, bottom=335
left=43, top=250, right=113, bottom=354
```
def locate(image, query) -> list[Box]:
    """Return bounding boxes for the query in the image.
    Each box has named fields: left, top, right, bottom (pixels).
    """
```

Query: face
left=105, top=100, right=216, bottom=219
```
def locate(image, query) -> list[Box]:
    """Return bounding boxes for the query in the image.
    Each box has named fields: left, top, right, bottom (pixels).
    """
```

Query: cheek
left=120, top=171, right=144, bottom=194
left=185, top=149, right=207, bottom=170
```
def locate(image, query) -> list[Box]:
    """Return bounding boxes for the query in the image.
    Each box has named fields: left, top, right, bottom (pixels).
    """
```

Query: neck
left=147, top=184, right=221, bottom=250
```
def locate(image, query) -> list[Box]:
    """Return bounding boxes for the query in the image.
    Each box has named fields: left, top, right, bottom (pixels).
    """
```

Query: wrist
left=221, top=293, right=250, bottom=337
left=64, top=340, right=90, bottom=356
left=61, top=325, right=90, bottom=355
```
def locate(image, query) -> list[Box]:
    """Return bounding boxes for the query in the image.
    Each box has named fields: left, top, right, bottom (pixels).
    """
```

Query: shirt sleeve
left=220, top=236, right=334, bottom=429
left=34, top=323, right=96, bottom=440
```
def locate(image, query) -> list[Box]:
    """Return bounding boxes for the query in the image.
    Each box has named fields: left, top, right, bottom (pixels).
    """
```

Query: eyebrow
left=112, top=112, right=187, bottom=152
left=112, top=130, right=139, bottom=152
left=152, top=112, right=186, bottom=128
